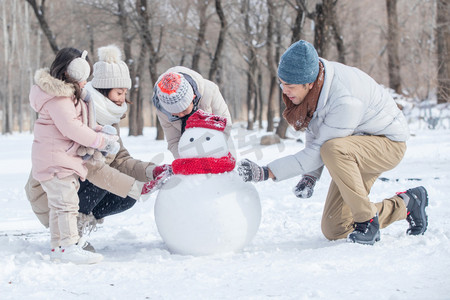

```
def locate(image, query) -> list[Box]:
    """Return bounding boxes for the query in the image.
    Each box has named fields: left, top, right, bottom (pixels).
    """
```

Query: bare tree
left=192, top=0, right=210, bottom=72
left=208, top=0, right=228, bottom=83
left=436, top=0, right=450, bottom=103
left=117, top=0, right=146, bottom=136
left=265, top=0, right=278, bottom=132
left=313, top=0, right=345, bottom=61
left=136, top=0, right=164, bottom=139
left=386, top=0, right=402, bottom=94
left=2, top=0, right=14, bottom=134
left=25, top=0, right=59, bottom=54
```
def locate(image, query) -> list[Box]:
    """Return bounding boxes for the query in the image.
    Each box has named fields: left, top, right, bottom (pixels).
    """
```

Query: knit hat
left=156, top=72, right=194, bottom=113
left=67, top=50, right=90, bottom=83
left=277, top=40, right=319, bottom=84
left=185, top=109, right=227, bottom=132
left=91, top=45, right=131, bottom=89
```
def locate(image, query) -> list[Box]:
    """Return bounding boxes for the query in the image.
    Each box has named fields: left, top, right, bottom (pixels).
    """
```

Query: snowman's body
left=154, top=111, right=261, bottom=256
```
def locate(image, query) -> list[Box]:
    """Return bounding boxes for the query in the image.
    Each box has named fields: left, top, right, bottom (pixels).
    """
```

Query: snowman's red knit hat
left=186, top=109, right=227, bottom=132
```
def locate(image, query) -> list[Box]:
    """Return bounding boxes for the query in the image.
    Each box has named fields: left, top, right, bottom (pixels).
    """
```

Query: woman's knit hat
left=277, top=40, right=319, bottom=84
left=156, top=72, right=194, bottom=113
left=91, top=45, right=131, bottom=89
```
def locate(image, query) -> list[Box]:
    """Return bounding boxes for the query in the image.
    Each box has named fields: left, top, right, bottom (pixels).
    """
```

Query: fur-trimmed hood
left=30, top=68, right=75, bottom=113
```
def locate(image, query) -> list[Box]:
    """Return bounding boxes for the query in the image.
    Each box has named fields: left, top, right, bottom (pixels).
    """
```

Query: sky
left=1, top=104, right=450, bottom=299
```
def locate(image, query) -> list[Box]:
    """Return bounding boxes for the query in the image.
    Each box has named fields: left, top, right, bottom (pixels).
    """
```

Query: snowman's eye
left=190, top=138, right=194, bottom=142
left=206, top=137, right=211, bottom=141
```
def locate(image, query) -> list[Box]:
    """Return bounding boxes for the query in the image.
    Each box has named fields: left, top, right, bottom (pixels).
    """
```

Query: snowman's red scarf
left=172, top=152, right=236, bottom=175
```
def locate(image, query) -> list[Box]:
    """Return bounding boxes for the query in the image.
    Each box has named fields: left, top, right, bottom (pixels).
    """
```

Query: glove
left=97, top=133, right=120, bottom=155
left=152, top=164, right=172, bottom=178
left=141, top=168, right=173, bottom=197
left=293, top=175, right=316, bottom=198
left=100, top=124, right=117, bottom=135
left=237, top=159, right=269, bottom=182
left=79, top=125, right=119, bottom=161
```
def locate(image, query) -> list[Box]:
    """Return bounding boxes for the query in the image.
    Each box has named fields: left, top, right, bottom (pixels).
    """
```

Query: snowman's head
left=179, top=127, right=228, bottom=158
left=178, top=110, right=229, bottom=158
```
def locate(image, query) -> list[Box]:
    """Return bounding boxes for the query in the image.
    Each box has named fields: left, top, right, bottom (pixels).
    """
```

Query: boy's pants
left=40, top=174, right=80, bottom=248
left=320, top=135, right=407, bottom=240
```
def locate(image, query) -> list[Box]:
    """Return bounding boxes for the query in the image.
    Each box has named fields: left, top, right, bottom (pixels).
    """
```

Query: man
left=237, top=40, right=428, bottom=245
left=152, top=66, right=232, bottom=159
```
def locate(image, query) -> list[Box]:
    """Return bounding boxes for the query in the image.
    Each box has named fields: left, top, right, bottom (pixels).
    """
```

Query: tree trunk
left=436, top=0, right=450, bottom=103
left=25, top=0, right=59, bottom=54
left=386, top=0, right=402, bottom=94
left=208, top=0, right=227, bottom=83
left=137, top=0, right=164, bottom=139
left=241, top=0, right=257, bottom=130
left=314, top=3, right=328, bottom=58
left=257, top=70, right=263, bottom=129
left=326, top=0, right=345, bottom=63
left=265, top=0, right=276, bottom=132
left=117, top=0, right=138, bottom=136
left=192, top=0, right=209, bottom=72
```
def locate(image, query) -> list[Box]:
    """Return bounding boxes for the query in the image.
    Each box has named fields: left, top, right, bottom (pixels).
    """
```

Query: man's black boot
left=347, top=214, right=380, bottom=245
left=398, top=186, right=429, bottom=235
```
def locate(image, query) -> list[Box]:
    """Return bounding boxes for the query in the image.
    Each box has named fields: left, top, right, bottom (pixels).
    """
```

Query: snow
left=1, top=122, right=450, bottom=299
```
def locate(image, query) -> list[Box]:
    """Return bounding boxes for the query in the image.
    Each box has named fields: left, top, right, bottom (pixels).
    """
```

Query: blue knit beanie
left=277, top=40, right=319, bottom=84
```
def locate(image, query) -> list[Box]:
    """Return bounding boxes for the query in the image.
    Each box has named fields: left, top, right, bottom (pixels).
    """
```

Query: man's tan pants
left=40, top=174, right=80, bottom=248
left=320, top=135, right=407, bottom=240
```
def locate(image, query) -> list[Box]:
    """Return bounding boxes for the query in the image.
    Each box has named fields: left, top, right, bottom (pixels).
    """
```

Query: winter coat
left=25, top=123, right=155, bottom=228
left=84, top=123, right=154, bottom=197
left=29, top=68, right=103, bottom=182
left=268, top=58, right=410, bottom=182
left=26, top=81, right=156, bottom=228
left=153, top=66, right=232, bottom=158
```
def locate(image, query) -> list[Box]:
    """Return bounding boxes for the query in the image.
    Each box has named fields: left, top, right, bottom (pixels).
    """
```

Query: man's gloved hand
left=237, top=159, right=269, bottom=182
left=293, top=175, right=317, bottom=198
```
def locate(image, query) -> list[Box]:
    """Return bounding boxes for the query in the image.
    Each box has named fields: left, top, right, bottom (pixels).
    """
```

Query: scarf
left=282, top=61, right=325, bottom=131
left=172, top=152, right=236, bottom=175
left=85, top=82, right=128, bottom=126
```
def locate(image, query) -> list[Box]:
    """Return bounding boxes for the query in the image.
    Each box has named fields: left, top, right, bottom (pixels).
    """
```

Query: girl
left=30, top=48, right=118, bottom=264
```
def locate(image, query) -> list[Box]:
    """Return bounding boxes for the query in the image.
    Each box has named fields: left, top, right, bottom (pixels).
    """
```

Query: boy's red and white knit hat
left=156, top=72, right=194, bottom=113
left=185, top=109, right=227, bottom=132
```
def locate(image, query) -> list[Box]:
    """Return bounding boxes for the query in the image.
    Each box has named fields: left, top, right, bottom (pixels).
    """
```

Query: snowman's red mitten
left=237, top=159, right=269, bottom=182
left=141, top=168, right=173, bottom=197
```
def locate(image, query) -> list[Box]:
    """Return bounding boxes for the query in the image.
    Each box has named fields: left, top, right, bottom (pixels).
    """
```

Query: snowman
left=154, top=110, right=261, bottom=256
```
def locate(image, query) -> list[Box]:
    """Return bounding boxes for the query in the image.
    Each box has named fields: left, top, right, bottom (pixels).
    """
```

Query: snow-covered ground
left=1, top=119, right=450, bottom=299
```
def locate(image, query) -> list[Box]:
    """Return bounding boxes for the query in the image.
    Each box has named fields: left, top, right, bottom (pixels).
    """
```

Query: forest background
left=0, top=0, right=449, bottom=139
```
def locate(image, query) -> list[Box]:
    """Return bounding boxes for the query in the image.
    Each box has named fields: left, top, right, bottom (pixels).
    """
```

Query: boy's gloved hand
left=293, top=175, right=317, bottom=198
left=237, top=159, right=269, bottom=182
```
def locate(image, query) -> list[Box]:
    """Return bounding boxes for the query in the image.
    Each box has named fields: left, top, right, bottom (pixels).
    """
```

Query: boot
left=398, top=186, right=429, bottom=235
left=347, top=214, right=380, bottom=245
